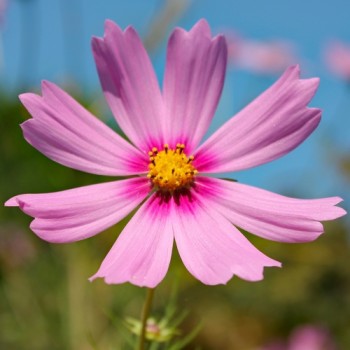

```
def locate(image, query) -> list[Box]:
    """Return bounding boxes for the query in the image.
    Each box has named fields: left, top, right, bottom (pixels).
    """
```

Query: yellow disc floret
left=147, top=144, right=198, bottom=193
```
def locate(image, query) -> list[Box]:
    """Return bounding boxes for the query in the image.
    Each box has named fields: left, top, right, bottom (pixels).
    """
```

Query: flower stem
left=138, top=288, right=155, bottom=350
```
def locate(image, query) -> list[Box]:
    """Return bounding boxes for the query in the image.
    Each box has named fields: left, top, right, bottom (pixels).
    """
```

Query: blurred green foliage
left=0, top=93, right=349, bottom=350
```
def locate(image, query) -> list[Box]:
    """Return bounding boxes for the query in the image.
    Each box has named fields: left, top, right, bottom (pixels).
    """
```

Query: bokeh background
left=1, top=0, right=349, bottom=349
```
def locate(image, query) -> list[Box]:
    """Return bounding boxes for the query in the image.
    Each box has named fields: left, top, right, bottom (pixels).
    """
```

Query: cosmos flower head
left=6, top=19, right=345, bottom=287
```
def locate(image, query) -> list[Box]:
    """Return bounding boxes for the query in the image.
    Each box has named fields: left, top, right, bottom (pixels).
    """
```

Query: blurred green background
left=1, top=0, right=349, bottom=349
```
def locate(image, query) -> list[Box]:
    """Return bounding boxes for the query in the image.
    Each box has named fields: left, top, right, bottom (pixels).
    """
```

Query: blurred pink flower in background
left=260, top=325, right=338, bottom=350
left=325, top=41, right=350, bottom=81
left=0, top=223, right=36, bottom=269
left=6, top=20, right=345, bottom=288
left=0, top=0, right=7, bottom=27
left=227, top=31, right=297, bottom=75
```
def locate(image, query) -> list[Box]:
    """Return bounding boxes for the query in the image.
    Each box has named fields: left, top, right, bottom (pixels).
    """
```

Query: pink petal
left=5, top=178, right=150, bottom=243
left=197, top=177, right=346, bottom=243
left=163, top=19, right=228, bottom=154
left=173, top=189, right=280, bottom=285
left=90, top=193, right=174, bottom=288
left=195, top=65, right=321, bottom=173
left=19, top=81, right=148, bottom=176
left=92, top=20, right=165, bottom=152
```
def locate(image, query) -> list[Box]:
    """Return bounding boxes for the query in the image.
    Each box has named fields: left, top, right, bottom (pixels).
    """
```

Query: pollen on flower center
left=147, top=144, right=198, bottom=192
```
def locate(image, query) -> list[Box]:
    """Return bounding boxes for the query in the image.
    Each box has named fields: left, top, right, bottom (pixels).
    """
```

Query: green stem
left=138, top=288, right=155, bottom=350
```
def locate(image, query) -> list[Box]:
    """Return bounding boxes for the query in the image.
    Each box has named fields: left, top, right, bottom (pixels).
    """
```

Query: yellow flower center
left=147, top=144, right=198, bottom=193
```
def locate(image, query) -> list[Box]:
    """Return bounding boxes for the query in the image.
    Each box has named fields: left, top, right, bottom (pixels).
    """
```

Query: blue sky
left=2, top=0, right=350, bottom=202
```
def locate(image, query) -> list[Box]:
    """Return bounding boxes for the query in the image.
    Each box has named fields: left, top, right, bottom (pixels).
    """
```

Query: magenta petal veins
left=196, top=177, right=346, bottom=243
left=90, top=193, right=174, bottom=288
left=19, top=81, right=148, bottom=176
left=194, top=65, right=321, bottom=173
left=92, top=20, right=166, bottom=152
left=172, top=191, right=281, bottom=285
left=6, top=178, right=150, bottom=243
left=163, top=19, right=228, bottom=154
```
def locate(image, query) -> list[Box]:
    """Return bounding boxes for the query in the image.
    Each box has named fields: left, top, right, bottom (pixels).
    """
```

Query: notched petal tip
left=18, top=92, right=38, bottom=106
left=91, top=35, right=101, bottom=44
left=212, top=33, right=228, bottom=49
left=310, top=76, right=320, bottom=87
left=4, top=196, right=20, bottom=207
left=103, top=19, right=136, bottom=39
left=201, top=256, right=282, bottom=285
left=280, top=64, right=302, bottom=83
left=333, top=196, right=346, bottom=208
left=18, top=92, right=28, bottom=102
left=270, top=260, right=282, bottom=268
left=330, top=205, right=347, bottom=220
left=330, top=196, right=344, bottom=204
left=89, top=274, right=110, bottom=285
left=91, top=36, right=104, bottom=54
left=20, top=118, right=32, bottom=130
left=18, top=81, right=51, bottom=104
left=196, top=18, right=209, bottom=27
left=245, top=260, right=282, bottom=283
left=306, top=108, right=322, bottom=127
left=299, top=78, right=321, bottom=103
left=285, top=64, right=320, bottom=88
left=170, top=18, right=213, bottom=42
left=286, top=63, right=300, bottom=75
left=89, top=273, right=159, bottom=288
left=125, top=25, right=137, bottom=36
left=40, top=80, right=58, bottom=95
left=88, top=274, right=96, bottom=283
left=260, top=261, right=283, bottom=280
left=5, top=196, right=30, bottom=211
left=104, top=18, right=120, bottom=33
left=214, top=33, right=227, bottom=43
left=191, top=18, right=211, bottom=35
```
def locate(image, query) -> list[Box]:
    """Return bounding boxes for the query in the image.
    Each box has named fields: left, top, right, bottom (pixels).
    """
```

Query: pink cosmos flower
left=227, top=32, right=296, bottom=74
left=287, top=325, right=337, bottom=350
left=260, top=325, right=338, bottom=350
left=5, top=20, right=346, bottom=287
left=325, top=41, right=350, bottom=81
left=0, top=0, right=7, bottom=27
